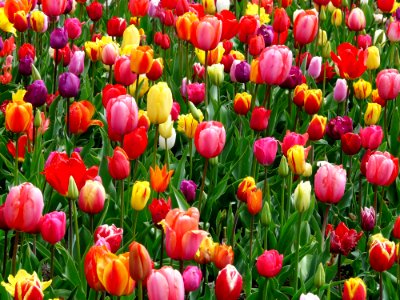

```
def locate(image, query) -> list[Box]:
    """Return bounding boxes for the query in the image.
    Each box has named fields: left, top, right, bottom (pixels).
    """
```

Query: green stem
left=263, top=278, right=269, bottom=300
left=280, top=177, right=286, bottom=227
left=294, top=212, right=302, bottom=292
left=198, top=158, right=209, bottom=215
left=135, top=74, right=140, bottom=103
left=90, top=214, right=94, bottom=234
left=120, top=180, right=124, bottom=229
left=50, top=244, right=55, bottom=278
left=164, top=138, right=169, bottom=169
left=2, top=230, right=8, bottom=278
left=11, top=231, right=20, bottom=276
left=153, top=125, right=159, bottom=167
left=160, top=229, right=164, bottom=267
left=137, top=280, right=143, bottom=300
left=204, top=50, right=209, bottom=120
left=133, top=210, right=139, bottom=240
left=68, top=198, right=73, bottom=255
left=66, top=98, right=71, bottom=137
left=189, top=139, right=193, bottom=179
left=231, top=202, right=243, bottom=247
left=321, top=205, right=331, bottom=250
left=249, top=214, right=254, bottom=261
left=263, top=167, right=270, bottom=207
left=287, top=172, right=293, bottom=218
left=264, top=226, right=268, bottom=250
left=14, top=134, right=19, bottom=185
left=373, top=185, right=378, bottom=216
left=73, top=200, right=81, bottom=260
left=379, top=272, right=383, bottom=300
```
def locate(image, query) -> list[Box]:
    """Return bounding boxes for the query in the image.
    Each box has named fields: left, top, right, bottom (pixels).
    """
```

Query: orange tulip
left=4, top=0, right=32, bottom=23
left=250, top=58, right=263, bottom=84
left=236, top=177, right=256, bottom=202
left=246, top=188, right=262, bottom=215
left=150, top=164, right=174, bottom=193
left=130, top=45, right=154, bottom=74
left=176, top=12, right=198, bottom=41
left=68, top=100, right=103, bottom=135
left=213, top=243, right=234, bottom=270
left=129, top=242, right=152, bottom=282
left=5, top=99, right=32, bottom=133
left=84, top=245, right=109, bottom=291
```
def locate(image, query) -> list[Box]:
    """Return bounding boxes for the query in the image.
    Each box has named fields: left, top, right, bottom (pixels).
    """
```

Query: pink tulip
left=114, top=56, right=137, bottom=86
left=42, top=0, right=67, bottom=17
left=101, top=43, right=119, bottom=66
left=187, top=82, right=205, bottom=105
left=281, top=131, right=309, bottom=157
left=190, top=15, right=222, bottom=51
left=359, top=125, right=383, bottom=150
left=194, top=121, right=226, bottom=159
left=258, top=45, right=293, bottom=85
left=314, top=163, right=347, bottom=204
left=347, top=8, right=366, bottom=31
left=69, top=50, right=85, bottom=76
left=4, top=182, right=44, bottom=233
left=293, top=10, right=319, bottom=45
left=308, top=56, right=322, bottom=79
left=64, top=18, right=82, bottom=40
left=164, top=207, right=208, bottom=261
left=376, top=69, right=400, bottom=100
left=256, top=249, right=283, bottom=278
left=94, top=224, right=123, bottom=253
left=182, top=266, right=202, bottom=292
left=40, top=211, right=66, bottom=244
left=147, top=267, right=185, bottom=300
left=333, top=79, right=348, bottom=103
left=253, top=137, right=278, bottom=166
left=366, top=151, right=399, bottom=186
left=106, top=94, right=139, bottom=142
left=215, top=265, right=243, bottom=300
left=78, top=180, right=106, bottom=214
left=387, top=20, right=400, bottom=42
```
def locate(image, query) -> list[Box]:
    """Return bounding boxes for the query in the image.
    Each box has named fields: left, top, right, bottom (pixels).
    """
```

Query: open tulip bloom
left=1, top=1, right=400, bottom=300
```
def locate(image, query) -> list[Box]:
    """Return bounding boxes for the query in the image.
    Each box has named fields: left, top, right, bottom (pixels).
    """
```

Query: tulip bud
left=314, top=263, right=325, bottom=288
left=317, top=30, right=327, bottom=46
left=34, top=109, right=42, bottom=128
left=364, top=103, right=381, bottom=125
left=260, top=201, right=272, bottom=227
left=322, top=42, right=331, bottom=59
left=31, top=64, right=41, bottom=81
left=67, top=176, right=79, bottom=199
left=180, top=180, right=197, bottom=202
left=303, top=163, right=313, bottom=177
left=293, top=181, right=311, bottom=213
left=331, top=9, right=342, bottom=26
left=250, top=107, right=271, bottom=131
left=159, top=116, right=173, bottom=139
left=278, top=156, right=289, bottom=177
left=188, top=101, right=203, bottom=122
left=40, top=211, right=67, bottom=244
left=361, top=207, right=376, bottom=232
left=208, top=63, right=224, bottom=86
left=246, top=188, right=263, bottom=215
left=78, top=180, right=106, bottom=215
left=129, top=242, right=152, bottom=282
left=131, top=181, right=151, bottom=211
left=333, top=79, right=348, bottom=103
left=183, top=266, right=202, bottom=293
left=233, top=92, right=252, bottom=115
left=107, top=147, right=130, bottom=180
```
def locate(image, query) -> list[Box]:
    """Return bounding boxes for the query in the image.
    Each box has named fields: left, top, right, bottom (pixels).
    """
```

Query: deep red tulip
left=249, top=107, right=271, bottom=131
left=107, top=147, right=130, bottom=180
left=327, top=222, right=363, bottom=256
left=107, top=17, right=127, bottom=37
left=123, top=127, right=148, bottom=160
left=341, top=132, right=361, bottom=155
left=148, top=197, right=172, bottom=228
left=273, top=8, right=290, bottom=33
left=87, top=1, right=103, bottom=22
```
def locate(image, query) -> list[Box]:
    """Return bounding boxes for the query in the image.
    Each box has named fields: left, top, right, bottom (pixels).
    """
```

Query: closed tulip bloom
left=147, top=82, right=173, bottom=125
left=42, top=0, right=67, bottom=17
left=87, top=1, right=103, bottom=22
left=387, top=20, right=400, bottom=42
left=273, top=8, right=290, bottom=33
left=107, top=17, right=127, bottom=37
left=361, top=207, right=376, bottom=232
left=287, top=145, right=308, bottom=175
left=213, top=243, right=234, bottom=269
left=4, top=182, right=43, bottom=233
left=215, top=265, right=242, bottom=300
left=237, top=177, right=256, bottom=202
left=342, top=277, right=367, bottom=300
left=30, top=11, right=48, bottom=33
left=106, top=94, right=139, bottom=142
left=50, top=28, right=68, bottom=50
left=281, top=131, right=309, bottom=157
left=131, top=181, right=150, bottom=211
left=130, top=45, right=154, bottom=74
left=293, top=83, right=308, bottom=107
left=331, top=8, right=342, bottom=26
left=364, top=103, right=382, bottom=126
left=129, top=0, right=149, bottom=16
left=369, top=238, right=396, bottom=272
left=102, top=84, right=126, bottom=108
left=129, top=242, right=152, bottom=282
left=180, top=180, right=197, bottom=202
left=40, top=211, right=66, bottom=244
left=249, top=35, right=265, bottom=57
left=307, top=115, right=327, bottom=141
left=190, top=15, right=222, bottom=51
left=230, top=60, right=250, bottom=83
left=341, top=132, right=361, bottom=155
left=108, top=147, right=130, bottom=180
left=101, top=42, right=119, bottom=66
left=247, top=188, right=262, bottom=215
left=376, top=69, right=400, bottom=100
left=114, top=56, right=137, bottom=86
left=233, top=92, right=251, bottom=115
left=164, top=207, right=208, bottom=260
left=293, top=181, right=311, bottom=213
left=280, top=66, right=303, bottom=89
left=253, top=137, right=278, bottom=166
left=194, top=121, right=226, bottom=158
left=293, top=10, right=318, bottom=45
left=78, top=180, right=106, bottom=215
left=308, top=56, right=322, bottom=79
left=326, top=116, right=353, bottom=140
left=366, top=151, right=399, bottom=186
left=146, top=58, right=164, bottom=81
left=69, top=50, right=85, bottom=76
left=333, top=79, right=348, bottom=103
left=5, top=98, right=32, bottom=133
left=347, top=8, right=366, bottom=31
left=183, top=266, right=202, bottom=293
left=256, top=249, right=283, bottom=278
left=366, top=46, right=380, bottom=70
left=314, top=163, right=346, bottom=204
left=186, top=82, right=205, bottom=105
left=353, top=79, right=371, bottom=100
left=393, top=216, right=400, bottom=239
left=202, top=0, right=216, bottom=14
left=123, top=127, right=148, bottom=160
left=94, top=224, right=123, bottom=253
left=14, top=10, right=28, bottom=32
left=69, top=100, right=103, bottom=135
left=147, top=267, right=185, bottom=300
left=24, top=80, right=47, bottom=108
left=304, top=89, right=323, bottom=115
left=208, top=63, right=224, bottom=86
left=237, top=15, right=259, bottom=44
left=19, top=55, right=33, bottom=76
left=258, top=45, right=293, bottom=85
left=250, top=107, right=271, bottom=131
left=58, top=72, right=80, bottom=98
left=64, top=18, right=82, bottom=40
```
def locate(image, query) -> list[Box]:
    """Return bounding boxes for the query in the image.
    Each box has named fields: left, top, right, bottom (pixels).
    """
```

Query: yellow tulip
left=353, top=79, right=372, bottom=100
left=177, top=113, right=200, bottom=139
left=131, top=181, right=151, bottom=211
left=287, top=145, right=307, bottom=175
left=366, top=46, right=380, bottom=70
left=364, top=102, right=382, bottom=125
left=147, top=82, right=173, bottom=124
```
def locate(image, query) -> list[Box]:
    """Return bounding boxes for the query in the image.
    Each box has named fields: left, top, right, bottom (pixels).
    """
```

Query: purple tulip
left=396, top=7, right=400, bottom=21
left=230, top=60, right=250, bottom=83
left=333, top=79, right=348, bottom=103
left=58, top=72, right=80, bottom=98
left=0, top=37, right=3, bottom=52
left=361, top=207, right=376, bottom=232
left=180, top=180, right=197, bottom=203
left=64, top=0, right=74, bottom=14
left=19, top=55, right=33, bottom=76
left=257, top=25, right=274, bottom=47
left=24, top=80, right=48, bottom=107
left=50, top=27, right=68, bottom=49
left=326, top=116, right=353, bottom=140
left=280, top=66, right=303, bottom=89
left=69, top=50, right=85, bottom=75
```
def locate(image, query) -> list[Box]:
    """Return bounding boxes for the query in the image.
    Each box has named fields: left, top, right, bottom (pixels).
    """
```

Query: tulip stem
left=337, top=253, right=342, bottom=282
left=90, top=214, right=94, bottom=234
left=198, top=158, right=209, bottom=216
left=263, top=278, right=269, bottom=300
left=379, top=272, right=383, bottom=300
left=321, top=205, right=331, bottom=249
left=160, top=229, right=164, bottom=267
left=133, top=210, right=139, bottom=241
left=287, top=172, right=293, bottom=218
left=2, top=230, right=8, bottom=278
left=249, top=214, right=254, bottom=261
left=204, top=50, right=209, bottom=120
left=179, top=260, right=184, bottom=274
left=53, top=50, right=58, bottom=94
left=293, top=212, right=302, bottom=292
left=33, top=234, right=36, bottom=256
left=50, top=244, right=55, bottom=278
left=384, top=106, right=388, bottom=145
left=262, top=84, right=271, bottom=109
left=373, top=185, right=378, bottom=217
left=397, top=263, right=400, bottom=297
left=11, top=231, right=20, bottom=276
left=135, top=74, right=140, bottom=103
left=164, top=138, right=169, bottom=169
left=137, top=280, right=143, bottom=300
left=14, top=133, right=19, bottom=185
left=280, top=177, right=286, bottom=228
left=108, top=66, right=113, bottom=84
left=73, top=201, right=81, bottom=260
left=66, top=98, right=71, bottom=137
left=68, top=198, right=73, bottom=255
left=263, top=167, right=270, bottom=207
left=189, top=139, right=193, bottom=179
left=231, top=202, right=243, bottom=247
left=120, top=180, right=125, bottom=229
left=153, top=125, right=159, bottom=167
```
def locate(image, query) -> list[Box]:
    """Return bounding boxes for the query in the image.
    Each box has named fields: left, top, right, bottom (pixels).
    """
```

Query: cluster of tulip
left=1, top=0, right=400, bottom=299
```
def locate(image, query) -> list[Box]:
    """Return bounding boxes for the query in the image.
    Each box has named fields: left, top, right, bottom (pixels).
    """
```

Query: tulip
left=314, top=163, right=346, bottom=204
left=69, top=50, right=85, bottom=76
left=253, top=137, right=278, bottom=166
left=342, top=277, right=367, bottom=300
left=326, top=116, right=353, bottom=140
left=147, top=58, right=164, bottom=81
left=23, top=80, right=47, bottom=108
left=308, top=56, right=322, bottom=79
left=68, top=100, right=103, bottom=135
left=377, top=0, right=395, bottom=12
left=280, top=66, right=303, bottom=89
left=361, top=207, right=376, bottom=232
left=304, top=89, right=323, bottom=115
left=361, top=125, right=383, bottom=149
left=147, top=82, right=173, bottom=125
left=249, top=107, right=271, bottom=131
left=42, top=0, right=67, bottom=17
left=5, top=98, right=32, bottom=134
left=273, top=8, right=290, bottom=33
left=148, top=197, right=172, bottom=227
left=30, top=11, right=48, bottom=33
left=215, top=265, right=242, bottom=300
left=194, top=121, right=226, bottom=158
left=107, top=17, right=127, bottom=37
left=347, top=8, right=366, bottom=31
left=249, top=35, right=265, bottom=57
left=237, top=177, right=256, bottom=202
left=287, top=145, right=309, bottom=175
left=376, top=69, right=400, bottom=100
left=40, top=211, right=66, bottom=245
left=108, top=147, right=130, bottom=180
left=94, top=224, right=123, bottom=253
left=293, top=181, right=311, bottom=213
left=123, top=127, right=148, bottom=160
left=387, top=20, right=400, bottom=42
left=101, top=42, right=119, bottom=66
left=341, top=132, right=361, bottom=156
left=164, top=207, right=208, bottom=260
left=182, top=266, right=202, bottom=293
left=293, top=10, right=318, bottom=45
left=392, top=216, right=400, bottom=239
left=331, top=43, right=367, bottom=80
left=372, top=89, right=386, bottom=108
left=130, top=45, right=154, bottom=75
left=237, top=15, right=259, bottom=44
left=177, top=113, right=200, bottom=139
left=353, top=79, right=372, bottom=100
left=78, top=180, right=106, bottom=215
left=106, top=94, right=139, bottom=142
left=258, top=45, right=293, bottom=85
left=150, top=165, right=173, bottom=193
left=233, top=92, right=252, bottom=115
left=180, top=180, right=197, bottom=202
left=6, top=135, right=30, bottom=163
left=129, top=0, right=149, bottom=16
left=64, top=18, right=82, bottom=40
left=50, top=28, right=68, bottom=50
left=18, top=56, right=33, bottom=76
left=208, top=63, right=224, bottom=86
left=307, top=115, right=327, bottom=141
left=147, top=267, right=185, bottom=300
left=58, top=72, right=80, bottom=98
left=4, top=182, right=44, bottom=233
left=293, top=84, right=308, bottom=107
left=369, top=238, right=396, bottom=272
left=84, top=245, right=109, bottom=291
left=194, top=236, right=217, bottom=264
left=87, top=1, right=103, bottom=22
left=281, top=131, right=309, bottom=157
left=366, top=151, right=399, bottom=186
left=257, top=25, right=274, bottom=47
left=190, top=15, right=222, bottom=51
left=333, top=79, right=348, bottom=103
left=366, top=46, right=380, bottom=70
left=256, top=249, right=283, bottom=278
left=213, top=243, right=234, bottom=269
left=14, top=11, right=28, bottom=32
left=328, top=222, right=363, bottom=256
left=130, top=181, right=151, bottom=211
left=114, top=56, right=137, bottom=86
left=364, top=103, right=381, bottom=126
left=230, top=60, right=250, bottom=83
left=187, top=82, right=205, bottom=105
left=176, top=12, right=198, bottom=41
left=129, top=242, right=152, bottom=282
left=247, top=188, right=262, bottom=215
left=102, top=84, right=126, bottom=108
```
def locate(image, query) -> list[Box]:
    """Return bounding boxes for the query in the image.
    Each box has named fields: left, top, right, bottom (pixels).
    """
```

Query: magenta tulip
left=314, top=163, right=347, bottom=204
left=182, top=266, right=202, bottom=293
left=40, top=211, right=66, bottom=244
left=256, top=249, right=283, bottom=278
left=258, top=45, right=293, bottom=85
left=253, top=137, right=278, bottom=166
left=359, top=125, right=383, bottom=150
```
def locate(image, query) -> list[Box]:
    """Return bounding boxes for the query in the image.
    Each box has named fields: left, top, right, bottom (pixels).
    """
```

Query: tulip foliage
left=1, top=0, right=400, bottom=300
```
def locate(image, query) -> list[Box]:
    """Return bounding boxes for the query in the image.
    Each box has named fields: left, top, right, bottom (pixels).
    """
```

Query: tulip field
left=1, top=0, right=400, bottom=299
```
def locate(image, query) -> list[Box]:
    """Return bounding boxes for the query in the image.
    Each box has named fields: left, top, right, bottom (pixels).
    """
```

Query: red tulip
left=314, top=163, right=346, bottom=204
left=7, top=134, right=30, bottom=162
left=256, top=249, right=283, bottom=278
left=365, top=151, right=399, bottom=186
left=147, top=267, right=185, bottom=300
left=293, top=10, right=318, bottom=45
left=237, top=177, right=256, bottom=203
left=68, top=100, right=103, bottom=135
left=102, top=84, right=126, bottom=108
left=148, top=197, right=172, bottom=228
left=0, top=204, right=10, bottom=231
left=249, top=107, right=271, bottom=131
left=107, top=147, right=130, bottom=180
left=216, top=10, right=239, bottom=41
left=331, top=43, right=367, bottom=80
left=87, top=1, right=103, bottom=22
left=258, top=45, right=293, bottom=85
left=327, top=222, right=363, bottom=256
left=40, top=211, right=66, bottom=244
left=114, top=56, right=137, bottom=87
left=237, top=15, right=259, bottom=44
left=273, top=8, right=290, bottom=33
left=64, top=18, right=82, bottom=40
left=215, top=265, right=242, bottom=300
left=42, top=0, right=67, bottom=17
left=78, top=180, right=106, bottom=215
left=190, top=15, right=222, bottom=51
left=249, top=35, right=265, bottom=57
left=342, top=278, right=367, bottom=300
left=376, top=69, right=400, bottom=100
left=307, top=115, right=327, bottom=141
left=4, top=182, right=44, bottom=233
left=94, top=224, right=123, bottom=253
left=194, top=121, right=226, bottom=158
left=107, top=17, right=127, bottom=37
left=393, top=216, right=400, bottom=239
left=122, top=127, right=148, bottom=160
left=359, top=125, right=383, bottom=150
left=128, top=0, right=149, bottom=17
left=369, top=238, right=396, bottom=272
left=341, top=132, right=361, bottom=156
